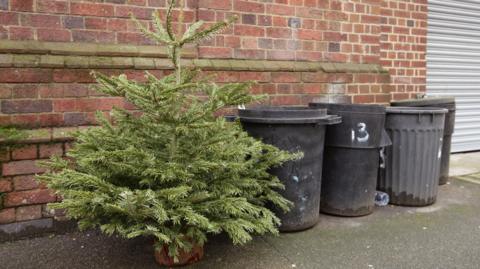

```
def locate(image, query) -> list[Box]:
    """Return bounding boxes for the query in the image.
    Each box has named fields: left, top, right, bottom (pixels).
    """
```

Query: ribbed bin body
left=309, top=103, right=387, bottom=216
left=378, top=107, right=447, bottom=206
left=239, top=107, right=341, bottom=232
left=391, top=98, right=456, bottom=185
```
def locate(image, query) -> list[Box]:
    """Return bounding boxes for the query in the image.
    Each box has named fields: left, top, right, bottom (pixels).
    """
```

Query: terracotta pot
left=154, top=241, right=204, bottom=267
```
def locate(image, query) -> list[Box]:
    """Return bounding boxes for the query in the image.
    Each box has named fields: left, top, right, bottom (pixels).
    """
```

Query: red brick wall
left=380, top=0, right=427, bottom=100
left=0, top=0, right=428, bottom=237
left=0, top=141, right=67, bottom=235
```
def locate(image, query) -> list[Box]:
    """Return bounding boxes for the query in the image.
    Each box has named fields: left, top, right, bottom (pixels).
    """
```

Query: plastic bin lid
left=238, top=106, right=341, bottom=124
left=309, top=102, right=386, bottom=114
left=386, top=106, right=448, bottom=115
left=391, top=96, right=455, bottom=108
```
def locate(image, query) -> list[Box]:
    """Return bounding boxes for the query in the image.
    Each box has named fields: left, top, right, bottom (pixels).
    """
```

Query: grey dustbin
left=238, top=107, right=341, bottom=232
left=391, top=97, right=455, bottom=185
left=308, top=103, right=387, bottom=217
left=378, top=107, right=447, bottom=206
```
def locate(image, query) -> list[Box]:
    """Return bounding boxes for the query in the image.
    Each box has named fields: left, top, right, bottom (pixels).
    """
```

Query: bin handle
left=317, top=115, right=342, bottom=125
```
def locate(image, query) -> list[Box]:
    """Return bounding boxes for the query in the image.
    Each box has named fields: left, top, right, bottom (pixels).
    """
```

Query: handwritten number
left=351, top=123, right=370, bottom=143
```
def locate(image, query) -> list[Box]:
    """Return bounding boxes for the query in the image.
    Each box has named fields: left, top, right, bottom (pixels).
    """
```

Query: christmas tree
left=38, top=0, right=299, bottom=261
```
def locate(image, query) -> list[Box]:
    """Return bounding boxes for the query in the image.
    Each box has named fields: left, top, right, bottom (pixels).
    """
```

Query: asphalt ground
left=1, top=175, right=480, bottom=269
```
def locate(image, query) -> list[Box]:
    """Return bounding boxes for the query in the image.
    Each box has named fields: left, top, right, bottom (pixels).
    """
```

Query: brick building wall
left=0, top=0, right=427, bottom=239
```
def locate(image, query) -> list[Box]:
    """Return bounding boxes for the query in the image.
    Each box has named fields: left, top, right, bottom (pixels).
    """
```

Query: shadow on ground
left=1, top=177, right=480, bottom=269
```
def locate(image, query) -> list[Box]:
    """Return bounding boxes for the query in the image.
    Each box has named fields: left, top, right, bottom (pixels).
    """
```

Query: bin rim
left=238, top=106, right=341, bottom=124
left=386, top=106, right=448, bottom=115
left=391, top=97, right=456, bottom=111
left=309, top=102, right=386, bottom=115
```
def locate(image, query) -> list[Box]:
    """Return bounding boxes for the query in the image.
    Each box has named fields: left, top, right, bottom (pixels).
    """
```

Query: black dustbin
left=378, top=107, right=447, bottom=206
left=391, top=97, right=456, bottom=185
left=238, top=107, right=341, bottom=232
left=309, top=103, right=387, bottom=216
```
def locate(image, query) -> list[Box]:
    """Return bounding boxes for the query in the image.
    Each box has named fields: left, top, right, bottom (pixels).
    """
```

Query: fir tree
left=38, top=0, right=299, bottom=260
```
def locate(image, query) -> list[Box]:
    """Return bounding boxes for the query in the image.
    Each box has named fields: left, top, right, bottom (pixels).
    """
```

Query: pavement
left=1, top=152, right=480, bottom=269
left=449, top=151, right=480, bottom=177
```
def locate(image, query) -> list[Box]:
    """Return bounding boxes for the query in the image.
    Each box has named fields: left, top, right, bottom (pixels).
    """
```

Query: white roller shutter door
left=428, top=0, right=480, bottom=152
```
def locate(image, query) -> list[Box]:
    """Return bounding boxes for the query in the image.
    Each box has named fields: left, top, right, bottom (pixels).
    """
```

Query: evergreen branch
left=180, top=16, right=238, bottom=46
left=131, top=15, right=172, bottom=44
left=166, top=0, right=177, bottom=41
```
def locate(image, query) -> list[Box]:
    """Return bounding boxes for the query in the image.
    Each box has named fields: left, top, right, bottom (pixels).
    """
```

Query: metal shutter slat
left=428, top=0, right=480, bottom=152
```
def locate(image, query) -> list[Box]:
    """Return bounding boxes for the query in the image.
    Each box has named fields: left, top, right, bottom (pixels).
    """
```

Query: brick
left=72, top=30, right=97, bottom=43
left=328, top=42, right=340, bottom=52
left=106, top=18, right=127, bottom=31
left=0, top=86, right=9, bottom=99
left=234, top=49, right=265, bottom=60
left=85, top=17, right=107, bottom=30
left=0, top=208, right=15, bottom=224
left=323, top=32, right=345, bottom=42
left=271, top=72, right=300, bottom=83
left=0, top=12, right=18, bottom=25
left=267, top=50, right=295, bottom=61
left=287, top=18, right=300, bottom=29
left=11, top=145, right=37, bottom=160
left=0, top=179, right=12, bottom=192
left=325, top=52, right=348, bottom=63
left=327, top=83, right=346, bottom=94
left=10, top=115, right=38, bottom=127
left=71, top=3, right=114, bottom=17
left=234, top=1, right=264, bottom=13
left=115, top=6, right=153, bottom=20
left=272, top=16, right=287, bottom=27
left=11, top=0, right=33, bottom=12
left=353, top=94, right=375, bottom=104
left=267, top=28, right=291, bottom=38
left=242, top=14, right=256, bottom=25
left=21, top=14, right=62, bottom=28
left=0, top=0, right=7, bottom=10
left=295, top=51, right=322, bottom=61
left=52, top=70, right=94, bottom=83
left=4, top=189, right=56, bottom=207
left=39, top=144, right=63, bottom=159
left=117, top=32, right=152, bottom=45
left=270, top=95, right=303, bottom=106
left=2, top=160, right=46, bottom=176
left=37, top=28, right=71, bottom=42
left=39, top=86, right=64, bottom=98
left=37, top=0, right=68, bottom=14
left=147, top=0, right=165, bottom=7
left=238, top=72, right=270, bottom=83
left=1, top=100, right=52, bottom=114
left=38, top=113, right=64, bottom=127
left=199, top=47, right=232, bottom=59
left=258, top=15, right=272, bottom=26
left=258, top=38, right=273, bottom=49
left=64, top=112, right=88, bottom=126
left=268, top=4, right=295, bottom=16
left=63, top=16, right=85, bottom=29
left=297, top=29, right=322, bottom=41
left=16, top=205, right=42, bottom=221
left=9, top=26, right=33, bottom=40
left=11, top=85, right=37, bottom=99
left=234, top=25, right=264, bottom=37
left=198, top=0, right=232, bottom=10
left=302, top=72, right=329, bottom=83
left=52, top=99, right=75, bottom=113
left=13, top=175, right=40, bottom=191
left=63, top=84, right=89, bottom=97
